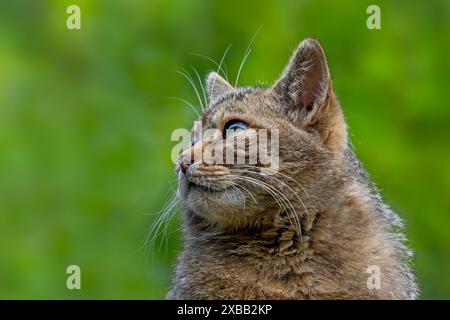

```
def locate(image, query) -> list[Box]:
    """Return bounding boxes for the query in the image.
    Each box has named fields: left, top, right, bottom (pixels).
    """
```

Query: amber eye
left=223, top=120, right=248, bottom=138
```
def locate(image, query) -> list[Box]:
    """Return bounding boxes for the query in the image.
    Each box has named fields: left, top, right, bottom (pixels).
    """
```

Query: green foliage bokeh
left=0, top=0, right=449, bottom=299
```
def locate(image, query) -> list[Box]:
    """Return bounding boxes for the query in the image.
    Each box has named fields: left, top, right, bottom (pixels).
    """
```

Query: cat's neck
left=183, top=176, right=377, bottom=258
left=184, top=207, right=313, bottom=253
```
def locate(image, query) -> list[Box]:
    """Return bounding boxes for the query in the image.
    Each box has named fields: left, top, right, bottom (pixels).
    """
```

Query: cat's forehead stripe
left=202, top=88, right=262, bottom=123
left=206, top=88, right=259, bottom=111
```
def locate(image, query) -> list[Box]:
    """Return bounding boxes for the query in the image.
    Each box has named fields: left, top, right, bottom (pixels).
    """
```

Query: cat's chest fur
left=167, top=190, right=416, bottom=300
left=168, top=240, right=369, bottom=300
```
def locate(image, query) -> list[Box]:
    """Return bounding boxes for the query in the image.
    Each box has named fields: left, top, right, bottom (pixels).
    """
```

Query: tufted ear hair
left=206, top=72, right=233, bottom=102
left=273, top=38, right=347, bottom=157
left=273, top=38, right=331, bottom=114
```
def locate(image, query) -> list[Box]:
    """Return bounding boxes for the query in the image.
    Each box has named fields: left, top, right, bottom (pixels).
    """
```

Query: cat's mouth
left=187, top=181, right=232, bottom=193
left=179, top=164, right=233, bottom=195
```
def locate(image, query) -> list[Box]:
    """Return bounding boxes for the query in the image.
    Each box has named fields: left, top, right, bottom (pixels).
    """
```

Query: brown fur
left=167, top=39, right=418, bottom=299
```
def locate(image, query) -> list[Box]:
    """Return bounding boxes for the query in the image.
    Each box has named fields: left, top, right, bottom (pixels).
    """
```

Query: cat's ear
left=273, top=38, right=347, bottom=157
left=273, top=38, right=330, bottom=114
left=206, top=72, right=233, bottom=102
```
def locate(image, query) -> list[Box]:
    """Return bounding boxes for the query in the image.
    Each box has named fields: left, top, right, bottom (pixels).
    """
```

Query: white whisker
left=211, top=44, right=232, bottom=101
left=172, top=69, right=205, bottom=110
left=235, top=25, right=263, bottom=87
left=227, top=174, right=301, bottom=239
left=190, top=44, right=232, bottom=82
left=163, top=96, right=201, bottom=118
left=190, top=66, right=208, bottom=108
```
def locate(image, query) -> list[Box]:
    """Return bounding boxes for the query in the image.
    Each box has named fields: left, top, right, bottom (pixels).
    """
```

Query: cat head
left=177, top=38, right=348, bottom=230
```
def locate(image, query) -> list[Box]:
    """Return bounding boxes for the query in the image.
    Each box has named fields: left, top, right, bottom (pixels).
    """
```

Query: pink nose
left=179, top=155, right=192, bottom=174
left=180, top=161, right=189, bottom=174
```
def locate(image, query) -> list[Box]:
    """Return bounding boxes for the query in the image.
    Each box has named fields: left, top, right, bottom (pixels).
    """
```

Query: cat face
left=177, top=39, right=347, bottom=229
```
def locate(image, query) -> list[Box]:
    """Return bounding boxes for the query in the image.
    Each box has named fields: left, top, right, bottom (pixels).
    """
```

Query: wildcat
left=166, top=38, right=418, bottom=299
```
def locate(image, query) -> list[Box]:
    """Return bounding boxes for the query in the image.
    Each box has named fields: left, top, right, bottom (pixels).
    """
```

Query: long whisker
left=159, top=196, right=180, bottom=252
left=210, top=44, right=233, bottom=100
left=243, top=175, right=302, bottom=238
left=227, top=174, right=301, bottom=239
left=162, top=96, right=201, bottom=118
left=232, top=169, right=304, bottom=229
left=141, top=192, right=176, bottom=246
left=232, top=172, right=302, bottom=237
left=172, top=69, right=205, bottom=110
left=216, top=178, right=258, bottom=206
left=229, top=175, right=286, bottom=218
left=235, top=48, right=251, bottom=87
left=233, top=168, right=310, bottom=223
left=159, top=186, right=179, bottom=252
left=143, top=192, right=179, bottom=256
left=235, top=25, right=263, bottom=87
left=190, top=66, right=208, bottom=109
left=233, top=182, right=258, bottom=205
left=237, top=164, right=318, bottom=226
left=230, top=183, right=246, bottom=210
left=258, top=166, right=313, bottom=201
left=226, top=175, right=280, bottom=206
left=189, top=43, right=232, bottom=82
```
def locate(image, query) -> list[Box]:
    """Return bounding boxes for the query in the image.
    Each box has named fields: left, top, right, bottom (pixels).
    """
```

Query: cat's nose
left=180, top=161, right=189, bottom=174
left=179, top=155, right=193, bottom=174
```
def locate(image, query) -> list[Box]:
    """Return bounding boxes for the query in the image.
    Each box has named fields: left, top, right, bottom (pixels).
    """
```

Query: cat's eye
left=223, top=120, right=248, bottom=138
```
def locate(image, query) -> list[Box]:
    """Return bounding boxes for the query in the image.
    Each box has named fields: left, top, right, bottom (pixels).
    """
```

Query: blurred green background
left=0, top=0, right=449, bottom=299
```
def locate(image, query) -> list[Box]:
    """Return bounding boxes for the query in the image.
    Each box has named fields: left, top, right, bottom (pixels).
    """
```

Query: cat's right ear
left=273, top=38, right=347, bottom=158
left=273, top=38, right=331, bottom=116
left=206, top=72, right=233, bottom=102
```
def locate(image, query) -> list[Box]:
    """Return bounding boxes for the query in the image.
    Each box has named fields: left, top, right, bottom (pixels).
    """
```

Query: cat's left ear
left=206, top=72, right=233, bottom=102
left=273, top=38, right=347, bottom=156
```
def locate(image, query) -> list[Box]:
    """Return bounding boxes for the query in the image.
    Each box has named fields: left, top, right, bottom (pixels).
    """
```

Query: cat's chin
left=179, top=181, right=249, bottom=223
